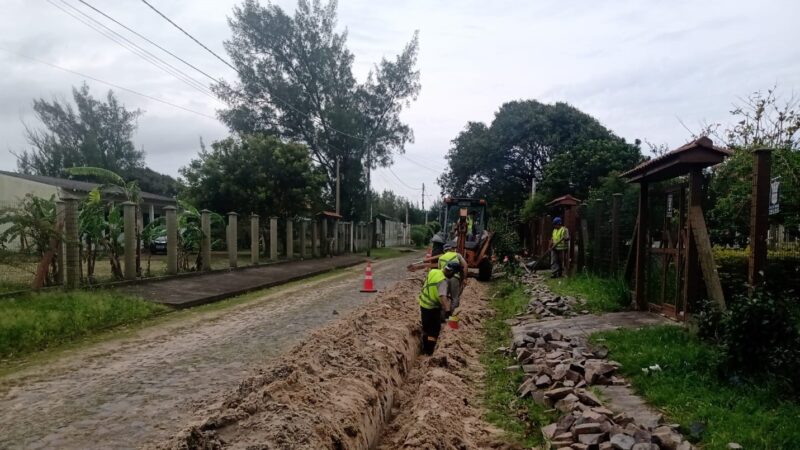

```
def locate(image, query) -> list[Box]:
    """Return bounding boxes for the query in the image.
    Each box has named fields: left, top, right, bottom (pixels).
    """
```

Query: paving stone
left=576, top=389, right=602, bottom=406
left=573, top=422, right=603, bottom=435
left=542, top=423, right=558, bottom=439
left=577, top=432, right=605, bottom=445
left=554, top=393, right=580, bottom=413
left=609, top=433, right=635, bottom=450
left=544, top=387, right=574, bottom=401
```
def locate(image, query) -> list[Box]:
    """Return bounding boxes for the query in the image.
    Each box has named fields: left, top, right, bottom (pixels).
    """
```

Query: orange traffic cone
left=360, top=262, right=378, bottom=293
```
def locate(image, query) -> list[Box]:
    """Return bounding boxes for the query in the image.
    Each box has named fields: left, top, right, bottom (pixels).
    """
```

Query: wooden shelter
left=620, top=136, right=731, bottom=315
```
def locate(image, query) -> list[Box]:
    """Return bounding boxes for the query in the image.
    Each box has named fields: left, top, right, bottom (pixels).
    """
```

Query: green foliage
left=0, top=194, right=60, bottom=286
left=697, top=289, right=800, bottom=386
left=16, top=84, right=180, bottom=197
left=410, top=224, right=433, bottom=247
left=595, top=326, right=800, bottom=449
left=181, top=134, right=324, bottom=218
left=482, top=280, right=557, bottom=446
left=0, top=290, right=168, bottom=359
left=713, top=248, right=800, bottom=299
left=217, top=0, right=420, bottom=219
left=439, top=100, right=642, bottom=215
left=705, top=88, right=800, bottom=243
left=490, top=211, right=521, bottom=258
left=545, top=273, right=630, bottom=313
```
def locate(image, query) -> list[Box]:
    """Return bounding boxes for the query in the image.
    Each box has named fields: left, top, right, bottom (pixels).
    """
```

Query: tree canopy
left=17, top=83, right=179, bottom=196
left=180, top=134, right=325, bottom=218
left=216, top=0, right=420, bottom=219
left=439, top=100, right=642, bottom=216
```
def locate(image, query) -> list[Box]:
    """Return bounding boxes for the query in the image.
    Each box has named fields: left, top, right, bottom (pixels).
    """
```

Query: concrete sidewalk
left=119, top=255, right=366, bottom=308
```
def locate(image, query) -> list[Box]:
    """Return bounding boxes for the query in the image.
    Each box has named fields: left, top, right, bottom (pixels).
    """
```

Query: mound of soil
left=153, top=277, right=514, bottom=450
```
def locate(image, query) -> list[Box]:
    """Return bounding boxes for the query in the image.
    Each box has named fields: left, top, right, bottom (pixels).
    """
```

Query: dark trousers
left=420, top=306, right=442, bottom=355
left=551, top=249, right=566, bottom=277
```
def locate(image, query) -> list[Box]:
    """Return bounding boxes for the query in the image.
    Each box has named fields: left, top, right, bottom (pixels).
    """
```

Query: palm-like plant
left=66, top=167, right=144, bottom=277
left=0, top=194, right=60, bottom=287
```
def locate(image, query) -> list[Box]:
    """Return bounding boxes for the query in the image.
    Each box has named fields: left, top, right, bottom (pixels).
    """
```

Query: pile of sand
left=153, top=277, right=516, bottom=450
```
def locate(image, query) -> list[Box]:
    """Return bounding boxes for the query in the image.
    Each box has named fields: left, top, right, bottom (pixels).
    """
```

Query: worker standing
left=418, top=260, right=462, bottom=355
left=550, top=217, right=569, bottom=278
left=437, top=242, right=468, bottom=315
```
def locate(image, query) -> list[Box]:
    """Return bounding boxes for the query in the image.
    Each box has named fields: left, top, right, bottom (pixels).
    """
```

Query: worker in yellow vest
left=438, top=242, right=468, bottom=315
left=550, top=217, right=570, bottom=278
left=418, top=260, right=462, bottom=355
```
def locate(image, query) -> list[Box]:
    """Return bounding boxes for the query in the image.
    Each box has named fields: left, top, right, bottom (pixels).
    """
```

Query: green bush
left=410, top=224, right=432, bottom=247
left=491, top=212, right=521, bottom=258
left=713, top=248, right=800, bottom=299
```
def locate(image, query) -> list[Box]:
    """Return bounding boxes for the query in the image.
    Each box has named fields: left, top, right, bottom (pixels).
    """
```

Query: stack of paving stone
left=508, top=328, right=695, bottom=450
left=518, top=272, right=588, bottom=319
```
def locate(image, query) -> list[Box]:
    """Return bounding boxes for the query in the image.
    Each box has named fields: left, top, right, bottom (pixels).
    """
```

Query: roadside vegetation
left=0, top=290, right=168, bottom=360
left=594, top=325, right=800, bottom=449
left=545, top=273, right=629, bottom=313
left=481, top=279, right=557, bottom=447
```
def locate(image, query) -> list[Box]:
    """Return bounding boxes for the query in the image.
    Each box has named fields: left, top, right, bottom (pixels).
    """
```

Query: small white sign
left=769, top=179, right=780, bottom=215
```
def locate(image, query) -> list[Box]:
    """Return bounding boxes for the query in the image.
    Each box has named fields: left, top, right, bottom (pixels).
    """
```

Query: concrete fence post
left=321, top=219, right=329, bottom=257
left=251, top=214, right=259, bottom=265
left=123, top=201, right=137, bottom=280
left=201, top=209, right=212, bottom=271
left=55, top=200, right=66, bottom=285
left=350, top=222, right=354, bottom=253
left=300, top=220, right=308, bottom=259
left=312, top=220, right=319, bottom=257
left=164, top=205, right=178, bottom=275
left=286, top=218, right=294, bottom=259
left=64, top=199, right=80, bottom=289
left=270, top=217, right=278, bottom=260
left=592, top=199, right=603, bottom=271
left=227, top=212, right=238, bottom=268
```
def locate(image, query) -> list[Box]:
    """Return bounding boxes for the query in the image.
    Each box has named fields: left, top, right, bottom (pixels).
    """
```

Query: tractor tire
left=477, top=258, right=493, bottom=282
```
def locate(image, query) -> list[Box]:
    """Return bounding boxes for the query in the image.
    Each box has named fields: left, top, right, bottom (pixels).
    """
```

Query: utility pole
left=531, top=178, right=536, bottom=198
left=405, top=202, right=409, bottom=245
left=335, top=157, right=341, bottom=215
left=422, top=183, right=427, bottom=225
left=365, top=150, right=371, bottom=257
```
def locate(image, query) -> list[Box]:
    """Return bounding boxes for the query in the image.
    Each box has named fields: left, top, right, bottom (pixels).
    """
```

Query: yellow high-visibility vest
left=552, top=227, right=568, bottom=250
left=419, top=269, right=446, bottom=309
left=438, top=251, right=459, bottom=270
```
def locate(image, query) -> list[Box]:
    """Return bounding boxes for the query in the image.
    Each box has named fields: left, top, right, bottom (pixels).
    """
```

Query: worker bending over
left=550, top=217, right=569, bottom=278
left=437, top=242, right=468, bottom=314
left=418, top=260, right=462, bottom=355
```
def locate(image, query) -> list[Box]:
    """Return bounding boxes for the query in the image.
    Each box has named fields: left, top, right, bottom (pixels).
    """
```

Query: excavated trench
left=152, top=276, right=512, bottom=450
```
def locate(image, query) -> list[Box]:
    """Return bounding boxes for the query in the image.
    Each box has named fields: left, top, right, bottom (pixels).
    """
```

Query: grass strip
left=594, top=325, right=800, bottom=450
left=481, top=279, right=557, bottom=447
left=0, top=290, right=168, bottom=360
left=545, top=273, right=629, bottom=313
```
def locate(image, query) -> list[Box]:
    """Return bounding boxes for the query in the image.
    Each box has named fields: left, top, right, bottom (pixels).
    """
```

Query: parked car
left=149, top=236, right=167, bottom=255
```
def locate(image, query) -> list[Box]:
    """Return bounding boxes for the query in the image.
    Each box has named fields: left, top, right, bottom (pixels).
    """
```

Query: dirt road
left=0, top=252, right=419, bottom=450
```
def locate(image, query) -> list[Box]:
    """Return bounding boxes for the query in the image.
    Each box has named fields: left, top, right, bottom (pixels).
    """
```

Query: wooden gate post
left=748, top=148, right=772, bottom=293
left=201, top=209, right=212, bottom=271
left=593, top=199, right=603, bottom=271
left=683, top=172, right=702, bottom=309
left=250, top=214, right=259, bottom=265
left=634, top=182, right=649, bottom=310
left=227, top=212, right=238, bottom=268
left=611, top=193, right=622, bottom=272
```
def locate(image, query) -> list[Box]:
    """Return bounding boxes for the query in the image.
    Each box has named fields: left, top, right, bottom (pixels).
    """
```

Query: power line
left=386, top=166, right=422, bottom=190
left=399, top=153, right=445, bottom=174
left=0, top=47, right=218, bottom=120
left=76, top=0, right=221, bottom=84
left=137, top=0, right=368, bottom=143
left=51, top=0, right=216, bottom=99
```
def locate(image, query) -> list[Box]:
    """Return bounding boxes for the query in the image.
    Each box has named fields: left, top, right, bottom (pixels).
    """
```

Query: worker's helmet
left=443, top=241, right=455, bottom=250
left=552, top=217, right=562, bottom=225
left=444, top=260, right=463, bottom=272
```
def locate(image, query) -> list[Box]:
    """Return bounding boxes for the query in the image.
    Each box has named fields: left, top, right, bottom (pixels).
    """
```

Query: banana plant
left=66, top=167, right=144, bottom=277
left=141, top=218, right=166, bottom=276
left=0, top=194, right=60, bottom=286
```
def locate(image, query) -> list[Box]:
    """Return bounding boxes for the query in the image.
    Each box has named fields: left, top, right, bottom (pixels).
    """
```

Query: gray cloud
left=1, top=0, right=799, bottom=204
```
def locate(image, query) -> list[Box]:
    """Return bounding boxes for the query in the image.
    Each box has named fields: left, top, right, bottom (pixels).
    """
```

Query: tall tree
left=17, top=83, right=180, bottom=196
left=181, top=134, right=325, bottom=218
left=217, top=0, right=420, bottom=219
left=440, top=100, right=641, bottom=214
left=18, top=83, right=144, bottom=176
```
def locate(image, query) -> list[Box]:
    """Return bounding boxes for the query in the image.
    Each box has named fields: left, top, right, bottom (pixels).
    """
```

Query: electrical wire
left=137, top=0, right=368, bottom=143
left=399, top=153, right=445, bottom=174
left=386, top=166, right=422, bottom=190
left=0, top=47, right=218, bottom=120
left=51, top=0, right=216, bottom=99
left=76, top=0, right=221, bottom=84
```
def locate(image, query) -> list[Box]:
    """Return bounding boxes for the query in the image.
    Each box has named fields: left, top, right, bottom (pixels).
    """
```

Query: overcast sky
left=2, top=0, right=799, bottom=204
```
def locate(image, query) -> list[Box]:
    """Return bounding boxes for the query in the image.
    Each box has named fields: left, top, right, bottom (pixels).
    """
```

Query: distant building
left=0, top=170, right=176, bottom=225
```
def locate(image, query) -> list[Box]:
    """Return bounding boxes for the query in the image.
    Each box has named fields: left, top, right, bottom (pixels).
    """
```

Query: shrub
left=410, top=224, right=432, bottom=247
left=698, top=289, right=800, bottom=388
left=491, top=212, right=521, bottom=258
left=713, top=248, right=800, bottom=299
